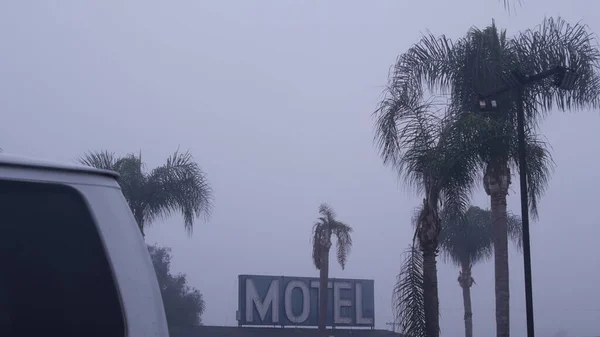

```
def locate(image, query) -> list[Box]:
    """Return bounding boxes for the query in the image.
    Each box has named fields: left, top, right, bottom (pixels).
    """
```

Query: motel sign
left=237, top=275, right=375, bottom=327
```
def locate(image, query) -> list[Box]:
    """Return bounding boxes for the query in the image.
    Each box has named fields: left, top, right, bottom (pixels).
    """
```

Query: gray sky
left=1, top=1, right=599, bottom=336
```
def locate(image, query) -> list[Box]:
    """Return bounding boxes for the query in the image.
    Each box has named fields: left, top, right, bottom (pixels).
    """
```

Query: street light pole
left=515, top=87, right=535, bottom=337
left=477, top=65, right=577, bottom=337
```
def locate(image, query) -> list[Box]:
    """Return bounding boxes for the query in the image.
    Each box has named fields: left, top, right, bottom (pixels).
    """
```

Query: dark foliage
left=392, top=245, right=426, bottom=337
left=148, top=244, right=205, bottom=327
left=439, top=206, right=522, bottom=268
left=78, top=149, right=213, bottom=235
left=385, top=18, right=600, bottom=218
left=311, top=203, right=353, bottom=270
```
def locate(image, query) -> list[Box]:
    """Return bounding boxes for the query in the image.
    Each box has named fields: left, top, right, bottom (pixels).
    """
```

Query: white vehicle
left=0, top=154, right=169, bottom=337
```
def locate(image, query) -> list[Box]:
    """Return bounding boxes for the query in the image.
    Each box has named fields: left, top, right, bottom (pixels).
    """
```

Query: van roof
left=0, top=153, right=120, bottom=179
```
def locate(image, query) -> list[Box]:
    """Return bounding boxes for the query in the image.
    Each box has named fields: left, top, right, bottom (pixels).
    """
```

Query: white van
left=0, top=154, right=169, bottom=337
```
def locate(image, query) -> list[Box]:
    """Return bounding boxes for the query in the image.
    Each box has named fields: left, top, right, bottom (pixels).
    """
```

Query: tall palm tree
left=385, top=17, right=600, bottom=337
left=440, top=206, right=522, bottom=337
left=78, top=149, right=213, bottom=236
left=311, top=203, right=353, bottom=337
left=375, top=85, right=480, bottom=337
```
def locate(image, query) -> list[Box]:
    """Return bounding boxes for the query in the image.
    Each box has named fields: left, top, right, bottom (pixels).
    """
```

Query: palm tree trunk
left=422, top=248, right=439, bottom=337
left=491, top=191, right=510, bottom=337
left=484, top=162, right=511, bottom=337
left=459, top=263, right=473, bottom=337
left=418, top=199, right=441, bottom=337
left=318, top=248, right=330, bottom=337
left=462, top=280, right=473, bottom=337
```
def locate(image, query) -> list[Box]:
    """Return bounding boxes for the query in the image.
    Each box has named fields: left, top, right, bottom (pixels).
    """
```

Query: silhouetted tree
left=148, top=244, right=205, bottom=327
left=311, top=204, right=353, bottom=337
left=376, top=89, right=479, bottom=337
left=78, top=149, right=213, bottom=236
left=383, top=17, right=600, bottom=337
left=440, top=206, right=522, bottom=337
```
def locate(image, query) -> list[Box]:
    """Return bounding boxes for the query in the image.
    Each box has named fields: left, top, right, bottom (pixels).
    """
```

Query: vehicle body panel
left=0, top=154, right=169, bottom=337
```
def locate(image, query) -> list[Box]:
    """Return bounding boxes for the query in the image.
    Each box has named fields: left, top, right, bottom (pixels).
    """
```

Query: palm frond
left=113, top=153, right=146, bottom=225
left=439, top=206, right=494, bottom=267
left=437, top=118, right=481, bottom=220
left=510, top=132, right=554, bottom=219
left=511, top=17, right=600, bottom=112
left=500, top=0, right=521, bottom=12
left=374, top=85, right=446, bottom=194
left=440, top=206, right=523, bottom=267
left=410, top=205, right=423, bottom=230
left=447, top=21, right=520, bottom=116
left=393, top=245, right=426, bottom=337
left=376, top=82, right=480, bottom=212
left=80, top=151, right=147, bottom=225
left=311, top=204, right=353, bottom=270
left=507, top=211, right=523, bottom=251
left=78, top=150, right=118, bottom=170
left=145, top=150, right=213, bottom=234
left=333, top=221, right=353, bottom=270
left=318, top=203, right=336, bottom=221
left=391, top=33, right=457, bottom=95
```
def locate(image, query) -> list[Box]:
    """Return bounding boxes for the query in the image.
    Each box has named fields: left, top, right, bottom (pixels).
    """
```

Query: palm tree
left=311, top=203, right=353, bottom=337
left=385, top=17, right=600, bottom=337
left=375, top=85, right=480, bottom=337
left=440, top=206, right=522, bottom=337
left=78, top=149, right=213, bottom=236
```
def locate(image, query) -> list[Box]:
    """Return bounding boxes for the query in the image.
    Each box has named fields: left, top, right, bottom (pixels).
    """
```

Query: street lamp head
left=554, top=66, right=578, bottom=90
left=478, top=98, right=498, bottom=111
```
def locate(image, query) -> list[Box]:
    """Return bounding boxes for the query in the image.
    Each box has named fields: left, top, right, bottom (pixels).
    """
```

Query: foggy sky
left=1, top=1, right=598, bottom=336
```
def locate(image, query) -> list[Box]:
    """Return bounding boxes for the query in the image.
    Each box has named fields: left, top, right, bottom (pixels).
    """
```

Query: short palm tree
left=78, top=149, right=213, bottom=236
left=385, top=17, right=600, bottom=337
left=376, top=86, right=480, bottom=337
left=311, top=203, right=353, bottom=337
left=440, top=206, right=522, bottom=337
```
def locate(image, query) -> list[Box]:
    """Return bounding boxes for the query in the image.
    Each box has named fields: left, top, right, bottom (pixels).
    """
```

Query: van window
left=0, top=180, right=125, bottom=336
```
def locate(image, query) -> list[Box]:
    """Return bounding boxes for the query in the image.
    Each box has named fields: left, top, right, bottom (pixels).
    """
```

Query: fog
left=1, top=1, right=599, bottom=336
